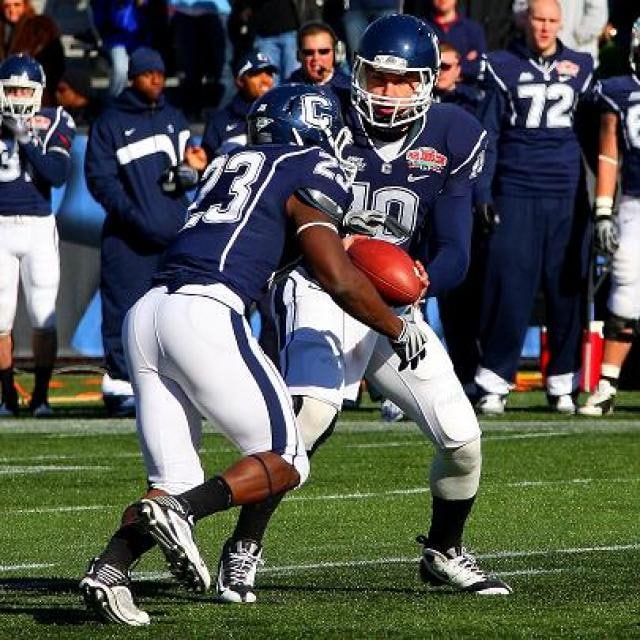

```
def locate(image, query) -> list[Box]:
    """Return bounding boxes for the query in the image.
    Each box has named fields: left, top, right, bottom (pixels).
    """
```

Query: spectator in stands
left=85, top=47, right=198, bottom=417
left=457, top=0, right=518, bottom=50
left=288, top=21, right=350, bottom=90
left=579, top=19, right=640, bottom=416
left=55, top=66, right=103, bottom=128
left=0, top=0, right=65, bottom=105
left=0, top=54, right=75, bottom=418
left=422, top=0, right=487, bottom=83
left=341, top=0, right=398, bottom=61
left=90, top=0, right=151, bottom=99
left=242, top=0, right=301, bottom=83
left=197, top=49, right=276, bottom=165
left=513, top=0, right=608, bottom=65
left=473, top=0, right=594, bottom=415
left=166, top=0, right=234, bottom=119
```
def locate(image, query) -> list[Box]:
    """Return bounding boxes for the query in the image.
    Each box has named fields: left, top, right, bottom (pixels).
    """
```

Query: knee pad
left=429, top=437, right=482, bottom=501
left=603, top=314, right=638, bottom=342
left=293, top=395, right=338, bottom=454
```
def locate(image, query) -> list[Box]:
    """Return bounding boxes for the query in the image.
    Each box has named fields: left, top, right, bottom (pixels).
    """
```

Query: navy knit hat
left=128, top=47, right=165, bottom=79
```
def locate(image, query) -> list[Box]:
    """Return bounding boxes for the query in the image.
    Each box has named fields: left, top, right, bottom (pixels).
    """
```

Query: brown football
left=347, top=238, right=422, bottom=305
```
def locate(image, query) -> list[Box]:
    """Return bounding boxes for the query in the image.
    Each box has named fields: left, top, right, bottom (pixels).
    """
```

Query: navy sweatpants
left=477, top=194, right=588, bottom=388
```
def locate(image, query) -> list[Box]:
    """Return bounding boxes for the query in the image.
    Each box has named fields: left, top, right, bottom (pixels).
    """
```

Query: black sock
left=231, top=493, right=286, bottom=544
left=178, top=475, right=233, bottom=521
left=31, top=366, right=53, bottom=406
left=426, top=495, right=476, bottom=552
left=99, top=523, right=156, bottom=573
left=0, top=368, right=17, bottom=407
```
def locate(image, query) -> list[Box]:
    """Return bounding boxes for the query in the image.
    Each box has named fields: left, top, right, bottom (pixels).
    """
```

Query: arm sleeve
left=424, top=192, right=473, bottom=297
left=474, top=65, right=504, bottom=204
left=20, top=141, right=71, bottom=186
left=84, top=118, right=166, bottom=247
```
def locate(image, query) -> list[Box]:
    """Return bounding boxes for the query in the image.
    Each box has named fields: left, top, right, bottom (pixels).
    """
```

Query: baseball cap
left=233, top=51, right=278, bottom=78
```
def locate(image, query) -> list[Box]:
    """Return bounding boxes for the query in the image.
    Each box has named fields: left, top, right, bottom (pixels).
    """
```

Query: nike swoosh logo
left=124, top=128, right=135, bottom=136
left=225, top=124, right=237, bottom=132
left=407, top=174, right=430, bottom=182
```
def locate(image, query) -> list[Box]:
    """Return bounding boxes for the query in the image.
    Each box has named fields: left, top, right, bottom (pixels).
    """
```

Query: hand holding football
left=347, top=238, right=424, bottom=305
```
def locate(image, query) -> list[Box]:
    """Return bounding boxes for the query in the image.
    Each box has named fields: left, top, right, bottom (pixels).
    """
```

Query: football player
left=0, top=54, right=75, bottom=418
left=473, top=0, right=594, bottom=415
left=579, top=18, right=640, bottom=416
left=212, top=14, right=512, bottom=604
left=79, top=83, right=429, bottom=626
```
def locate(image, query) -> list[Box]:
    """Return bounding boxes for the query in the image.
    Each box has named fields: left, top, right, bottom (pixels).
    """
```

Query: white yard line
left=0, top=563, right=56, bottom=572
left=3, top=476, right=639, bottom=514
left=0, top=465, right=110, bottom=475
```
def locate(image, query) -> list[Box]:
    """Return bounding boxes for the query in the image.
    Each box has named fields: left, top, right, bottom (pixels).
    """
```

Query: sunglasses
left=440, top=62, right=458, bottom=71
left=301, top=48, right=332, bottom=56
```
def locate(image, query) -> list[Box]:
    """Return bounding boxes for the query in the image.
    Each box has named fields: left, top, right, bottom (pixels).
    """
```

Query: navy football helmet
left=631, top=18, right=640, bottom=78
left=352, top=14, right=440, bottom=128
left=248, top=83, right=354, bottom=179
left=0, top=53, right=45, bottom=119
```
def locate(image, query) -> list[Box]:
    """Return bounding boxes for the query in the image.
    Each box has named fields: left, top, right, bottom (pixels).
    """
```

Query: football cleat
left=547, top=393, right=577, bottom=415
left=578, top=379, right=616, bottom=417
left=79, top=557, right=150, bottom=626
left=30, top=401, right=53, bottom=418
left=216, top=538, right=263, bottom=603
left=474, top=392, right=507, bottom=415
left=0, top=401, right=18, bottom=417
left=381, top=399, right=404, bottom=423
left=136, top=496, right=211, bottom=592
left=416, top=536, right=512, bottom=595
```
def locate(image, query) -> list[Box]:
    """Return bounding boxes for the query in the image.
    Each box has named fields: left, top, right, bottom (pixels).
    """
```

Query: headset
left=296, top=21, right=346, bottom=67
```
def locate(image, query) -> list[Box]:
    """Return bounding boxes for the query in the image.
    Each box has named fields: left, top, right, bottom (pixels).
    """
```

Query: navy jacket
left=201, top=93, right=251, bottom=160
left=85, top=88, right=191, bottom=251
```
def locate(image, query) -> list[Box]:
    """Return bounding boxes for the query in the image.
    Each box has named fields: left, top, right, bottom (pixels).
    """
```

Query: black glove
left=474, top=202, right=500, bottom=234
left=160, top=163, right=200, bottom=194
left=390, top=308, right=428, bottom=371
left=4, top=116, right=33, bottom=144
left=593, top=196, right=619, bottom=256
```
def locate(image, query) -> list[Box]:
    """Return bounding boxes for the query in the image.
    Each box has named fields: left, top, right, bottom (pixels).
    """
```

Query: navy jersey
left=155, top=144, right=353, bottom=304
left=344, top=103, right=487, bottom=296
left=479, top=40, right=593, bottom=198
left=594, top=75, right=640, bottom=197
left=0, top=106, right=75, bottom=216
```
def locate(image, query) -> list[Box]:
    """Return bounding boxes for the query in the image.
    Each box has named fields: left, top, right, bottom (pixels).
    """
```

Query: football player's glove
left=343, top=209, right=410, bottom=239
left=390, top=308, right=428, bottom=371
left=474, top=202, right=500, bottom=234
left=160, top=163, right=200, bottom=194
left=3, top=115, right=32, bottom=144
left=593, top=196, right=619, bottom=257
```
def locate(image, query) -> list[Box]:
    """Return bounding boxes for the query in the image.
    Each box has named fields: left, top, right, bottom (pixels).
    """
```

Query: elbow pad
left=294, top=188, right=345, bottom=225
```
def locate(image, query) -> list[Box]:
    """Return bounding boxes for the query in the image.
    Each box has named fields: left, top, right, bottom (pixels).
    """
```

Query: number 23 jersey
left=155, top=144, right=352, bottom=304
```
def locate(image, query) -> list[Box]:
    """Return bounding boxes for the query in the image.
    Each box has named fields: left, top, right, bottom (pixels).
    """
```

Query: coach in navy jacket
left=85, top=47, right=192, bottom=415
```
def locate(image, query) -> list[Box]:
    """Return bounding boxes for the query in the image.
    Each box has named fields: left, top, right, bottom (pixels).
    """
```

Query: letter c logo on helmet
left=351, top=14, right=440, bottom=129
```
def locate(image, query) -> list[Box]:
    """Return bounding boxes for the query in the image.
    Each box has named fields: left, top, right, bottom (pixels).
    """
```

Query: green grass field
left=1, top=388, right=639, bottom=639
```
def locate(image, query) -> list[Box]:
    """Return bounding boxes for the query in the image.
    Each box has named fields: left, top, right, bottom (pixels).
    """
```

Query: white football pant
left=124, top=285, right=309, bottom=494
left=0, top=215, right=59, bottom=332
left=608, top=195, right=640, bottom=320
left=276, top=268, right=481, bottom=450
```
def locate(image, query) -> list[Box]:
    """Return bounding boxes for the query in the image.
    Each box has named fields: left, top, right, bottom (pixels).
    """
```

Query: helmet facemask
left=631, top=18, right=640, bottom=78
left=0, top=77, right=43, bottom=119
left=352, top=56, right=437, bottom=129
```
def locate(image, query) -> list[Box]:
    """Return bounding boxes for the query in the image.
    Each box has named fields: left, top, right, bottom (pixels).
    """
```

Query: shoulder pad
left=294, top=188, right=345, bottom=224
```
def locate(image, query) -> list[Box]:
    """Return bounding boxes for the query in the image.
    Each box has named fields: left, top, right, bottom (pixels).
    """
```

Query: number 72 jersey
left=480, top=40, right=593, bottom=196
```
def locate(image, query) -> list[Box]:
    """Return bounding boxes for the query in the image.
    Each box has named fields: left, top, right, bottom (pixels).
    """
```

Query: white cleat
left=578, top=379, right=616, bottom=417
left=137, top=496, right=211, bottom=593
left=417, top=536, right=512, bottom=595
left=216, top=538, right=263, bottom=603
left=80, top=558, right=150, bottom=626
left=474, top=393, right=507, bottom=416
left=381, top=399, right=404, bottom=423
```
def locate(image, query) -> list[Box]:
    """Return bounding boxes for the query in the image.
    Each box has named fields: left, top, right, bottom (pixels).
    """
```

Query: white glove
left=593, top=196, right=619, bottom=256
left=4, top=116, right=33, bottom=144
left=390, top=309, right=428, bottom=371
left=343, top=209, right=386, bottom=236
